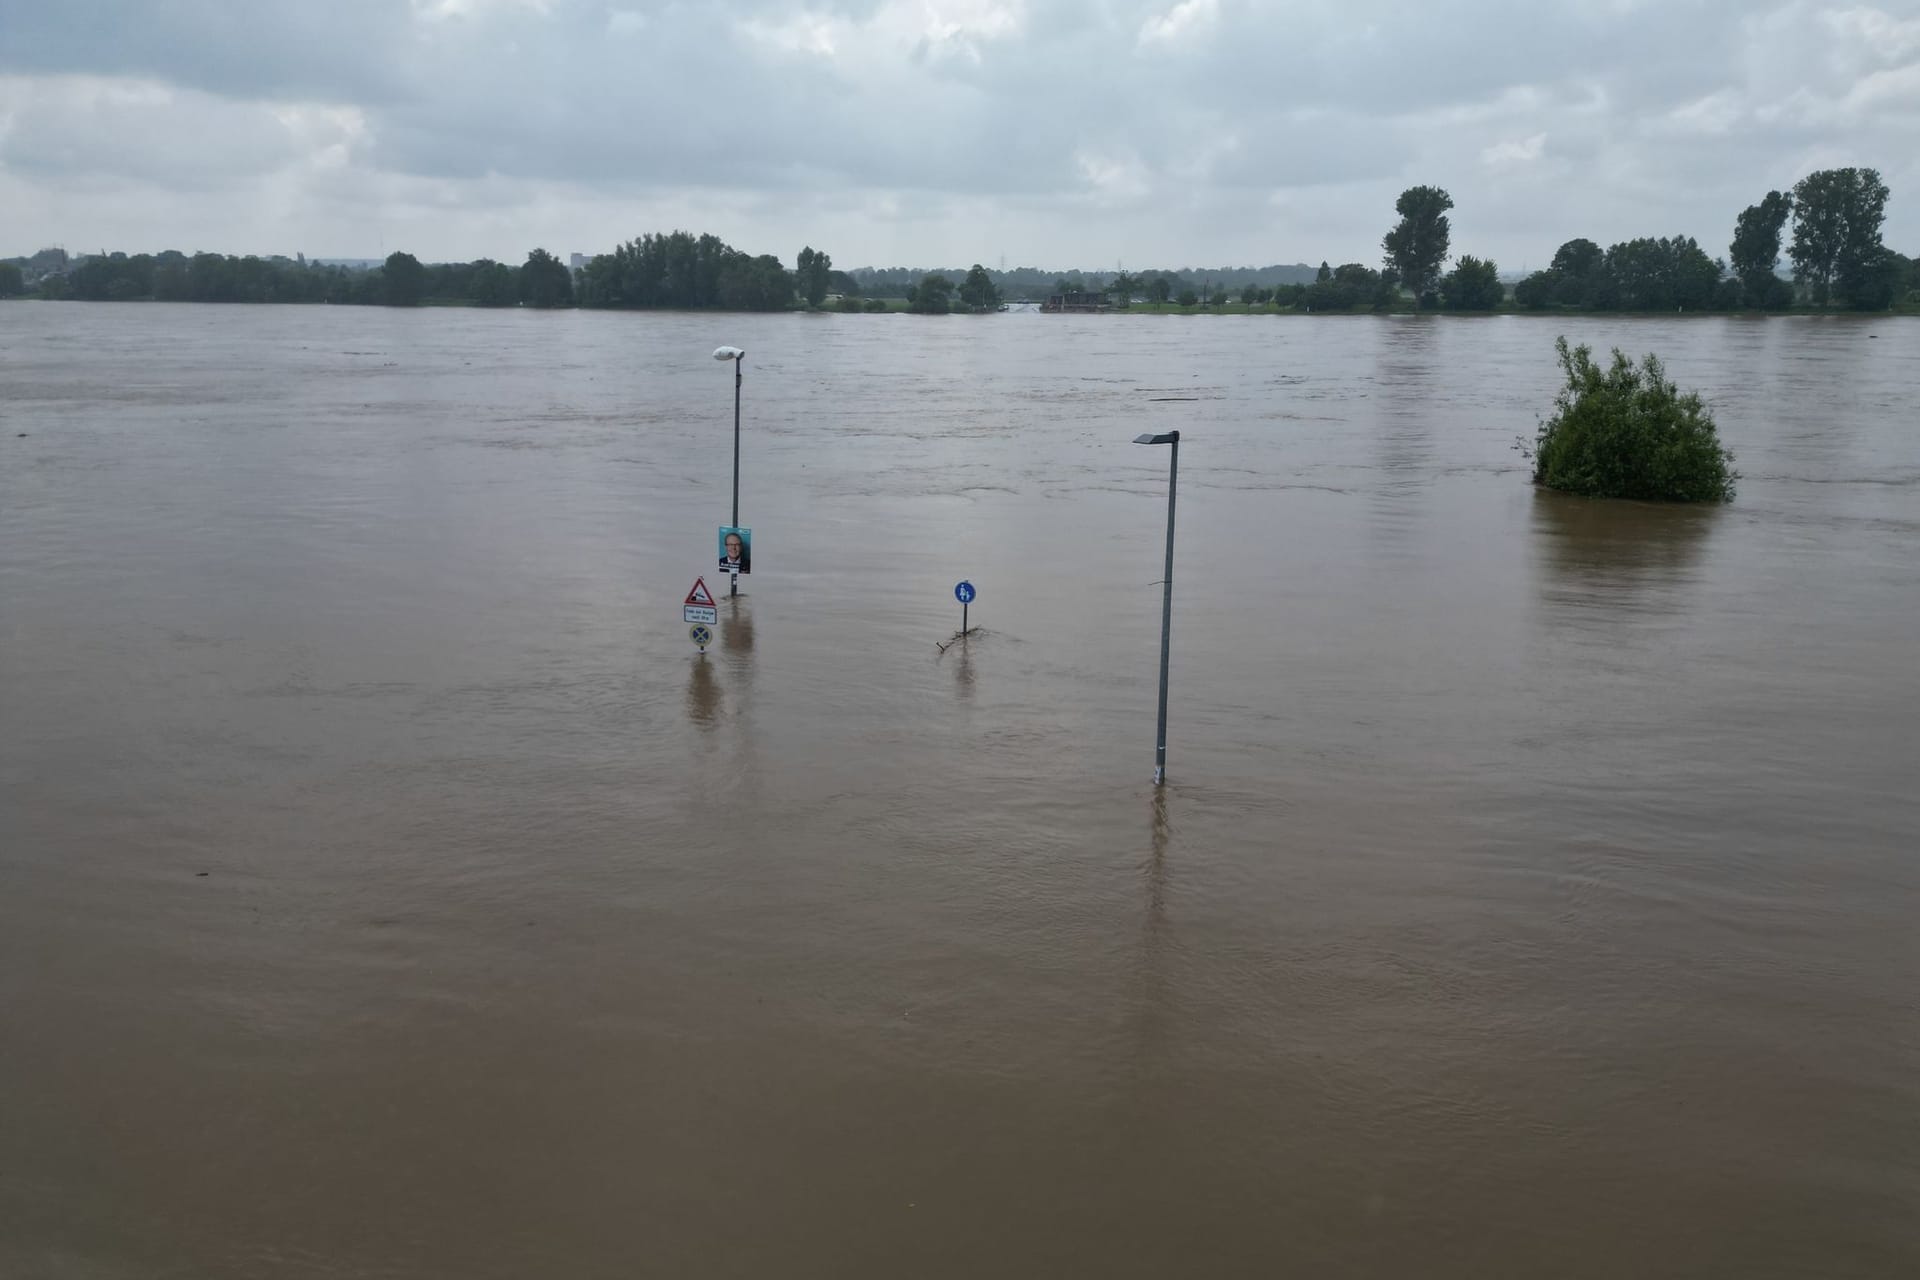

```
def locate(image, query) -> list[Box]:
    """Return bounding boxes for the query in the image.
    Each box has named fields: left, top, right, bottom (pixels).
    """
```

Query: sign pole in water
left=936, top=580, right=977, bottom=653
left=684, top=577, right=718, bottom=654
left=1133, top=431, right=1180, bottom=786
left=713, top=346, right=745, bottom=598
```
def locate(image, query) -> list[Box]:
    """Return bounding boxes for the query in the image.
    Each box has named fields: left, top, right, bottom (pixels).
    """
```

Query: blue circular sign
left=954, top=580, right=976, bottom=604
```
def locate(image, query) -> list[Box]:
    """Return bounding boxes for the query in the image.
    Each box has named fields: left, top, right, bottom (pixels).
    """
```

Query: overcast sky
left=3, top=0, right=1917, bottom=271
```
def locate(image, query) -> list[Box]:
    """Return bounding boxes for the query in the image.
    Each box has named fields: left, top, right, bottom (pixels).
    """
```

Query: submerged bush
left=1529, top=337, right=1736, bottom=503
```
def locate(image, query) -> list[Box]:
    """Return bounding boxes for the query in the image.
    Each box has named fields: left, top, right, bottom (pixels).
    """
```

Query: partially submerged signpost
left=937, top=580, right=977, bottom=653
left=685, top=577, right=717, bottom=652
left=713, top=346, right=746, bottom=597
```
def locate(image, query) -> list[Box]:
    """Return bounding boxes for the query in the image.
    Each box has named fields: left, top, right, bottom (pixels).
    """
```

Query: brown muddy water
left=2, top=302, right=1917, bottom=1278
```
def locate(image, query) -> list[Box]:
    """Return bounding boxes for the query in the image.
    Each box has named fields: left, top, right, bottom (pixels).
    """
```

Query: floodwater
left=2, top=302, right=1916, bottom=1278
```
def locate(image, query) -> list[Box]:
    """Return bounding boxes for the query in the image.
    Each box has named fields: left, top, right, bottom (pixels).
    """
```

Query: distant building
left=12, top=247, right=69, bottom=286
left=1040, top=290, right=1108, bottom=313
left=569, top=253, right=587, bottom=271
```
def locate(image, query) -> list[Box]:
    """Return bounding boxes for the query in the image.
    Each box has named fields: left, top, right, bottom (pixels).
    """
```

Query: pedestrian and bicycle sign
left=940, top=579, right=977, bottom=651
left=684, top=577, right=718, bottom=626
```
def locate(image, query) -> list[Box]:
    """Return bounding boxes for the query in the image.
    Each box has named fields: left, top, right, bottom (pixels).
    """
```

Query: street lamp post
left=713, top=346, right=745, bottom=596
left=1133, top=430, right=1179, bottom=786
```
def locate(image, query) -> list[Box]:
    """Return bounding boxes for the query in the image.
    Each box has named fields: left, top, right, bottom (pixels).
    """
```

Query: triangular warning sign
left=685, top=577, right=717, bottom=608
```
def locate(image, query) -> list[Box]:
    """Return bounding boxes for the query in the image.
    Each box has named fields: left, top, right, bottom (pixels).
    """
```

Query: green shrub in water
left=1530, top=337, right=1736, bottom=503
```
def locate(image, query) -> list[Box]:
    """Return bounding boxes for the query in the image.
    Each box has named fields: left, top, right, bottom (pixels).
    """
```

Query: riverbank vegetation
left=1526, top=338, right=1736, bottom=504
left=7, top=167, right=1913, bottom=314
left=5, top=248, right=577, bottom=309
left=1513, top=169, right=1905, bottom=313
left=573, top=232, right=791, bottom=310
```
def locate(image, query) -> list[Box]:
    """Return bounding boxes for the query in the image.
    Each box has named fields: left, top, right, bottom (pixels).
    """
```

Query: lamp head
left=1133, top=431, right=1179, bottom=445
left=713, top=346, right=745, bottom=361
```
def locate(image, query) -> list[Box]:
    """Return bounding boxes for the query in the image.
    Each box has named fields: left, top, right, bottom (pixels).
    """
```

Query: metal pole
left=1153, top=432, right=1178, bottom=786
left=731, top=355, right=742, bottom=598
left=963, top=600, right=969, bottom=635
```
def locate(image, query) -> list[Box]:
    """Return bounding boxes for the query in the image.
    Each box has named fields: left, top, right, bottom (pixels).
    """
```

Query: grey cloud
left=0, top=0, right=414, bottom=102
left=0, top=79, right=348, bottom=188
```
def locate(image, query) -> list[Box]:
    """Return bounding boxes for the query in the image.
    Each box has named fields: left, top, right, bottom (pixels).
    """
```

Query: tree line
left=571, top=240, right=1019, bottom=314
left=1512, top=168, right=1909, bottom=312
left=4, top=233, right=831, bottom=313
left=575, top=232, right=793, bottom=311
left=847, top=263, right=1319, bottom=300
left=1075, top=168, right=1909, bottom=314
left=876, top=167, right=1909, bottom=315
left=3, top=248, right=576, bottom=308
left=7, top=167, right=1911, bottom=314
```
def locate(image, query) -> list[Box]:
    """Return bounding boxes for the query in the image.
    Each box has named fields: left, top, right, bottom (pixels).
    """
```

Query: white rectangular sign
left=684, top=605, right=718, bottom=626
